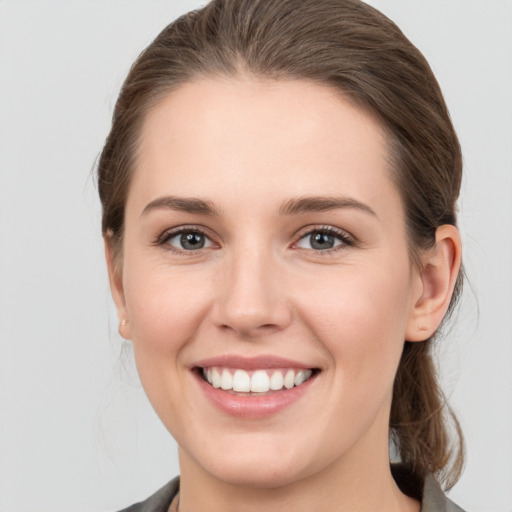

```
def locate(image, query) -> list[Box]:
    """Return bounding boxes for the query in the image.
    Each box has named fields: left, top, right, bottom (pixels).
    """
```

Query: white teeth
left=269, top=370, right=284, bottom=390
left=233, top=369, right=251, bottom=392
left=294, top=370, right=306, bottom=386
left=251, top=370, right=270, bottom=392
left=295, top=370, right=312, bottom=386
left=202, top=366, right=314, bottom=392
left=284, top=369, right=295, bottom=389
left=211, top=367, right=221, bottom=388
left=221, top=368, right=233, bottom=390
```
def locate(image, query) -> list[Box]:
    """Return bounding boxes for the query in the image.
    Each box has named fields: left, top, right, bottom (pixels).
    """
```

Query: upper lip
left=192, top=355, right=317, bottom=371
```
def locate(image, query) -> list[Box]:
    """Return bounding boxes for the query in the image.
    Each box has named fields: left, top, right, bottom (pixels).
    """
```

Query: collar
left=120, top=471, right=466, bottom=512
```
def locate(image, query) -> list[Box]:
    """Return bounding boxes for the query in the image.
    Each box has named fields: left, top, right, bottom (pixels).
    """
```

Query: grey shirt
left=119, top=473, right=466, bottom=512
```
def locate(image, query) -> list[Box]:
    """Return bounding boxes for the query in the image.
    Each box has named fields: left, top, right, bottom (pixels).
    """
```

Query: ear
left=104, top=234, right=132, bottom=340
left=405, top=224, right=462, bottom=342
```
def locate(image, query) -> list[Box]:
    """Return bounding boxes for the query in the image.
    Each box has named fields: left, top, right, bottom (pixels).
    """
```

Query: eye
left=294, top=227, right=353, bottom=251
left=159, top=228, right=215, bottom=252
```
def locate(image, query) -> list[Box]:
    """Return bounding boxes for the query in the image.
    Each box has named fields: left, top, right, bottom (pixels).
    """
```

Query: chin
left=210, top=461, right=308, bottom=490
left=189, top=440, right=322, bottom=490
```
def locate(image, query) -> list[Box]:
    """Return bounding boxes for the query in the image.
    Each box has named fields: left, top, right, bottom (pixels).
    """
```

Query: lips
left=191, top=355, right=320, bottom=418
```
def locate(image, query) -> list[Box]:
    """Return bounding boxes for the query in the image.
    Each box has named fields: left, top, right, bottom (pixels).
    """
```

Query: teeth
left=233, top=369, right=251, bottom=392
left=284, top=369, right=295, bottom=389
left=250, top=370, right=269, bottom=392
left=269, top=370, right=284, bottom=390
left=211, top=367, right=221, bottom=388
left=221, top=368, right=233, bottom=390
left=202, top=367, right=314, bottom=393
left=294, top=370, right=307, bottom=386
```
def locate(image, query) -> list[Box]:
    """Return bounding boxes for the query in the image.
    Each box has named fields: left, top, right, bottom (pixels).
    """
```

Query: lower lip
left=193, top=370, right=317, bottom=419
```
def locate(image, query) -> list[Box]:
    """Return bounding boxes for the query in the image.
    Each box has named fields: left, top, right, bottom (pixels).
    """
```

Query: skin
left=106, top=78, right=461, bottom=512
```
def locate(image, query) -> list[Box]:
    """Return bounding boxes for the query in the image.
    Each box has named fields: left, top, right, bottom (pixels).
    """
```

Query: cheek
left=296, top=260, right=412, bottom=387
left=121, top=258, right=217, bottom=422
left=123, top=258, right=214, bottom=355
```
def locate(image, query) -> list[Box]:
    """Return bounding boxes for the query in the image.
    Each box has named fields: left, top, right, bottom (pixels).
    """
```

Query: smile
left=192, top=356, right=320, bottom=418
left=201, top=367, right=315, bottom=393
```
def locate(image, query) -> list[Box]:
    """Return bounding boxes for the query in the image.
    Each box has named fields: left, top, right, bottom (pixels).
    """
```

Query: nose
left=211, top=246, right=292, bottom=338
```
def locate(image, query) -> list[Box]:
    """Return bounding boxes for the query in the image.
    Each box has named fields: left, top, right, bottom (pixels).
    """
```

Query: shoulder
left=391, top=465, right=466, bottom=512
left=421, top=474, right=466, bottom=512
left=117, top=476, right=180, bottom=512
left=115, top=472, right=467, bottom=512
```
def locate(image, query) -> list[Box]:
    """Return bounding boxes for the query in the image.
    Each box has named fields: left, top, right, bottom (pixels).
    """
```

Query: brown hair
left=97, top=0, right=464, bottom=489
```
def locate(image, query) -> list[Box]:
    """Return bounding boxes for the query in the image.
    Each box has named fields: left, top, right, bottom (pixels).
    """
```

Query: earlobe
left=405, top=225, right=462, bottom=342
left=104, top=234, right=131, bottom=340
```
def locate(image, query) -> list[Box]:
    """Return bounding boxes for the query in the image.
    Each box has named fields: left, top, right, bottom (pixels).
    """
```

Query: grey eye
left=166, top=231, right=213, bottom=251
left=296, top=230, right=345, bottom=251
left=180, top=232, right=205, bottom=250
left=310, top=232, right=336, bottom=250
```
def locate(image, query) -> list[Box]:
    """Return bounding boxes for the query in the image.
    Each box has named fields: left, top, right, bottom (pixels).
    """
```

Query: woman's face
left=112, top=78, right=425, bottom=488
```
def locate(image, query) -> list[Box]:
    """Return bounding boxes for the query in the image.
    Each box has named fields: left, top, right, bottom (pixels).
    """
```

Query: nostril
left=210, top=278, right=293, bottom=336
left=217, top=321, right=285, bottom=338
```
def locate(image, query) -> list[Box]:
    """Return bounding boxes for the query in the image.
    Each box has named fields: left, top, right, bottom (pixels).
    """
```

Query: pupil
left=311, top=232, right=334, bottom=250
left=181, top=232, right=204, bottom=250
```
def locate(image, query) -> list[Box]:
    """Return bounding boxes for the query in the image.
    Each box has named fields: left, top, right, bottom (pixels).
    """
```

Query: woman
left=97, top=0, right=465, bottom=510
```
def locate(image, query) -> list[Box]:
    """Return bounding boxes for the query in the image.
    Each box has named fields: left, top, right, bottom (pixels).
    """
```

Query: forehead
left=130, top=77, right=400, bottom=219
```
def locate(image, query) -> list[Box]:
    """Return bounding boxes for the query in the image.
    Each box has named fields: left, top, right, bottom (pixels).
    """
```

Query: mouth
left=191, top=355, right=321, bottom=418
left=196, top=366, right=319, bottom=395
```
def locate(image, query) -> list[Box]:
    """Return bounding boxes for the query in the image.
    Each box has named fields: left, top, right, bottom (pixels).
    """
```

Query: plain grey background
left=0, top=1, right=511, bottom=511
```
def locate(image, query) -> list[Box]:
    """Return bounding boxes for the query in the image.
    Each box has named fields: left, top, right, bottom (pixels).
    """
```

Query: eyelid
left=153, top=223, right=356, bottom=255
left=154, top=225, right=219, bottom=253
left=292, top=225, right=356, bottom=252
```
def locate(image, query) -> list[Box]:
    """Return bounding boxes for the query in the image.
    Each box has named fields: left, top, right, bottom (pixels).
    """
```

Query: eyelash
left=294, top=225, right=355, bottom=254
left=154, top=225, right=356, bottom=255
left=154, top=226, right=216, bottom=255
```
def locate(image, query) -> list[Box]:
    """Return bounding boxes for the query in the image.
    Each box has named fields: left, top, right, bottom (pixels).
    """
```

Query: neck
left=176, top=430, right=420, bottom=512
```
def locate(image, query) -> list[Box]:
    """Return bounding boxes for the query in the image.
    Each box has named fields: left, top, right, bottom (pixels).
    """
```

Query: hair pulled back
left=97, top=0, right=464, bottom=489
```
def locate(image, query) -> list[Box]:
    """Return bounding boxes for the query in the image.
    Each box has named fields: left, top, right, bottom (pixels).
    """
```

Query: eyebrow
left=141, top=194, right=377, bottom=218
left=141, top=196, right=221, bottom=217
left=279, top=196, right=377, bottom=217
